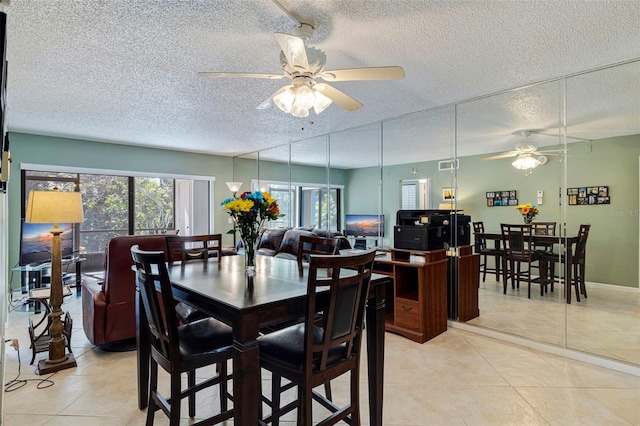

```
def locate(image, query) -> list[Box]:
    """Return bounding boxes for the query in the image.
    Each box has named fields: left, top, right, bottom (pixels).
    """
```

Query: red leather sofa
left=82, top=235, right=167, bottom=347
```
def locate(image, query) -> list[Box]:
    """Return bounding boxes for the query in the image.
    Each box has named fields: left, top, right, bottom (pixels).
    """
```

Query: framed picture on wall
left=486, top=189, right=516, bottom=207
left=443, top=187, right=455, bottom=200
left=567, top=185, right=609, bottom=205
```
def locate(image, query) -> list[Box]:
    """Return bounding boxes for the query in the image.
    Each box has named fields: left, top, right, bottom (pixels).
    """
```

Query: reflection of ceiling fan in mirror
left=198, top=0, right=405, bottom=118
left=482, top=130, right=579, bottom=173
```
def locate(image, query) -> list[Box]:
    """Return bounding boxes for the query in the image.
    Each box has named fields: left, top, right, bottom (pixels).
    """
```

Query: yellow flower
left=224, top=198, right=253, bottom=212
left=262, top=192, right=275, bottom=204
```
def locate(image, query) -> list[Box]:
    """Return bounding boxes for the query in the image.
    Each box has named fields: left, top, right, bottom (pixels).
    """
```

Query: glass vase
left=242, top=233, right=259, bottom=276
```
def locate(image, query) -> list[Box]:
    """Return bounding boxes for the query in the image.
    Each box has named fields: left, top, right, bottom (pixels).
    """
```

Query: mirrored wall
left=233, top=59, right=640, bottom=367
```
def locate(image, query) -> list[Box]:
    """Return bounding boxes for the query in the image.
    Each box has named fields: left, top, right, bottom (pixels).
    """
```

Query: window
left=22, top=170, right=177, bottom=270
left=300, top=187, right=339, bottom=231
left=256, top=180, right=342, bottom=231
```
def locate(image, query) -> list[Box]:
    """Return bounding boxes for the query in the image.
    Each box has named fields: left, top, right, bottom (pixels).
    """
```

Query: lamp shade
left=226, top=182, right=243, bottom=193
left=26, top=190, right=84, bottom=224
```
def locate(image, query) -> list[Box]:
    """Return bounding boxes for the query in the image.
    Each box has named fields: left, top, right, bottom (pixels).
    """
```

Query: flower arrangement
left=515, top=203, right=539, bottom=224
left=221, top=191, right=283, bottom=274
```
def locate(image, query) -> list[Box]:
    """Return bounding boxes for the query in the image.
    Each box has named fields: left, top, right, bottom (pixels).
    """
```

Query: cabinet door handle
left=401, top=305, right=412, bottom=312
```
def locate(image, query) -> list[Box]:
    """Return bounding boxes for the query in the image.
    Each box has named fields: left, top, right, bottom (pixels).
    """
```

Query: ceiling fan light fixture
left=512, top=154, right=541, bottom=170
left=272, top=86, right=296, bottom=113
left=313, top=91, right=332, bottom=114
left=272, top=84, right=333, bottom=117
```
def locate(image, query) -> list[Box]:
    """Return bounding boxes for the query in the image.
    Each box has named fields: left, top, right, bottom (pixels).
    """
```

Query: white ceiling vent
left=438, top=159, right=459, bottom=171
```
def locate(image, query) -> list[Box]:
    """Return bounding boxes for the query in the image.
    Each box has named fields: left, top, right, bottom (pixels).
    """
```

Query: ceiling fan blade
left=275, top=33, right=309, bottom=72
left=255, top=85, right=292, bottom=110
left=198, top=72, right=285, bottom=80
left=315, top=83, right=363, bottom=111
left=320, top=66, right=405, bottom=82
left=482, top=151, right=520, bottom=161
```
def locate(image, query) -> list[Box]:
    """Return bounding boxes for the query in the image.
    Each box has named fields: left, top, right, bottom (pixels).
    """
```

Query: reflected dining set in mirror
left=133, top=250, right=391, bottom=425
left=472, top=221, right=591, bottom=303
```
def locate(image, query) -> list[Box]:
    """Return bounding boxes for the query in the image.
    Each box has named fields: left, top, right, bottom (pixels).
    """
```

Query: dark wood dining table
left=475, top=231, right=579, bottom=303
left=136, top=254, right=391, bottom=425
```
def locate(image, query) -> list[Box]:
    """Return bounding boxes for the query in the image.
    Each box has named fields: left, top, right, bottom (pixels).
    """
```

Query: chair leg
left=324, top=382, right=332, bottom=401
left=495, top=255, right=500, bottom=282
left=300, top=386, right=313, bottom=426
left=188, top=370, right=196, bottom=418
left=350, top=367, right=361, bottom=425
left=170, top=368, right=182, bottom=425
left=579, top=262, right=588, bottom=298
left=271, top=373, right=282, bottom=426
left=481, top=254, right=488, bottom=282
left=573, top=263, right=581, bottom=302
left=146, top=360, right=159, bottom=426
left=219, top=362, right=228, bottom=412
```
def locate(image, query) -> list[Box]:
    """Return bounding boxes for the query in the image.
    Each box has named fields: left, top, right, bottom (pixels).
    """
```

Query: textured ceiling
left=4, top=0, right=640, bottom=168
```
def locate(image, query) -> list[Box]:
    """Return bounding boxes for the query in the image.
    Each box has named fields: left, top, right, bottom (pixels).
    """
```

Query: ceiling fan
left=481, top=130, right=568, bottom=165
left=198, top=1, right=405, bottom=118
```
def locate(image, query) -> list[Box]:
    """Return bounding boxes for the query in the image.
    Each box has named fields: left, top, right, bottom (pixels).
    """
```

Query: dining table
left=474, top=231, right=579, bottom=303
left=135, top=254, right=391, bottom=425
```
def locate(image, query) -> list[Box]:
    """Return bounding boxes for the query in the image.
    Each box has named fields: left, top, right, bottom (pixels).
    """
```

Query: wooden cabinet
left=453, top=245, right=480, bottom=322
left=374, top=248, right=448, bottom=343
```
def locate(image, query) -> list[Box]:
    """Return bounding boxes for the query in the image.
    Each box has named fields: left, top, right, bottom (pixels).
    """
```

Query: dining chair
left=501, top=224, right=548, bottom=298
left=296, top=235, right=340, bottom=274
left=131, top=245, right=234, bottom=426
left=472, top=221, right=502, bottom=283
left=257, top=250, right=376, bottom=425
left=165, top=235, right=224, bottom=324
left=542, top=224, right=591, bottom=302
left=165, top=234, right=223, bottom=264
left=532, top=221, right=557, bottom=252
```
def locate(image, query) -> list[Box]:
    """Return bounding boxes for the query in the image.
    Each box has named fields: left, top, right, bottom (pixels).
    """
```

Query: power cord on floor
left=3, top=339, right=55, bottom=391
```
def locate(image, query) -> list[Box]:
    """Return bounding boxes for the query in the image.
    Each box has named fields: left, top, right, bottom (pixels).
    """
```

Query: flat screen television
left=19, top=220, right=74, bottom=266
left=344, top=214, right=385, bottom=238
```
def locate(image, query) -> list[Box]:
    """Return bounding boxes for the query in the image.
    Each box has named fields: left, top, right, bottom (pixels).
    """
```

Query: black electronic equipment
left=393, top=209, right=471, bottom=251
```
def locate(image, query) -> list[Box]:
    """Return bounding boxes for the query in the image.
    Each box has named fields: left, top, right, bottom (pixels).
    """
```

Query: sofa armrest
left=82, top=279, right=108, bottom=346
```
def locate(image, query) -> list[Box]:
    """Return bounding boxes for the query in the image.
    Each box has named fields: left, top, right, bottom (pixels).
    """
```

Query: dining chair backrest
left=165, top=234, right=223, bottom=264
left=501, top=223, right=534, bottom=254
left=472, top=221, right=487, bottom=251
left=297, top=235, right=340, bottom=273
left=532, top=222, right=556, bottom=236
left=131, top=245, right=180, bottom=364
left=573, top=224, right=591, bottom=263
left=305, top=250, right=376, bottom=371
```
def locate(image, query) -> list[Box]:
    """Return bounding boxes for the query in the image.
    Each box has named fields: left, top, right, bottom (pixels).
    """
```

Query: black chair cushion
left=178, top=317, right=233, bottom=361
left=258, top=323, right=346, bottom=372
left=175, top=301, right=208, bottom=324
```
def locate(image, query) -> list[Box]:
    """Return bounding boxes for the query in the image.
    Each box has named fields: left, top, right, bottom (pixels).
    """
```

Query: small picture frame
left=443, top=187, right=455, bottom=200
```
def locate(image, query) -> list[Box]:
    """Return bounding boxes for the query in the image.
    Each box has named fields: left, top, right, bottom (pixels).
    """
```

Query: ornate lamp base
left=37, top=353, right=77, bottom=375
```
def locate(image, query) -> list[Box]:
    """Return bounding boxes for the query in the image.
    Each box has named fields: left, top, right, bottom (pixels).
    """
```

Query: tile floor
left=2, top=291, right=640, bottom=425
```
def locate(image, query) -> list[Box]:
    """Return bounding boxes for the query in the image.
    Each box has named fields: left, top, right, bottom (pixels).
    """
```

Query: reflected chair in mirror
left=472, top=222, right=502, bottom=283
left=296, top=235, right=340, bottom=275
left=258, top=250, right=376, bottom=425
left=542, top=224, right=591, bottom=302
left=131, top=245, right=233, bottom=425
left=532, top=221, right=557, bottom=252
left=501, top=224, right=548, bottom=298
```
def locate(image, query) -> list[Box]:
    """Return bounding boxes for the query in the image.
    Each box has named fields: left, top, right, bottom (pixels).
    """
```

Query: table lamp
left=26, top=189, right=84, bottom=374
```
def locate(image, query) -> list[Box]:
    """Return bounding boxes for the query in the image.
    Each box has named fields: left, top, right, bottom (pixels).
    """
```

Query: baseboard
left=585, top=280, right=640, bottom=293
left=448, top=321, right=640, bottom=377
